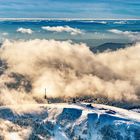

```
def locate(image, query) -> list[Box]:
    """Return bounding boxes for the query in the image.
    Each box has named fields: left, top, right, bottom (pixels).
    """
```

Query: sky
left=0, top=0, right=140, bottom=19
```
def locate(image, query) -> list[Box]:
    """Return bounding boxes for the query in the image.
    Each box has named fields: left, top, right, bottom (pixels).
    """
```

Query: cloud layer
left=0, top=39, right=140, bottom=106
left=17, top=28, right=33, bottom=34
left=0, top=119, right=31, bottom=140
left=42, top=26, right=83, bottom=35
left=108, top=29, right=140, bottom=41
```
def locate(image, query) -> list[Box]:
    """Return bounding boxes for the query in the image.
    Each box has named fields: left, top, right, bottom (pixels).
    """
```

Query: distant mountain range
left=91, top=42, right=133, bottom=53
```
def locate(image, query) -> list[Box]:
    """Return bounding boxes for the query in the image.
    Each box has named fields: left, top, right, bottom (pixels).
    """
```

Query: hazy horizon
left=0, top=18, right=140, bottom=20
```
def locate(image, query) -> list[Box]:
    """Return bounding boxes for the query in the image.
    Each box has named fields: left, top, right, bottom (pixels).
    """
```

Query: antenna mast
left=44, top=88, right=47, bottom=99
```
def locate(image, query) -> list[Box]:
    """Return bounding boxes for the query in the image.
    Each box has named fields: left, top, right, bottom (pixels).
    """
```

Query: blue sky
left=0, top=0, right=140, bottom=18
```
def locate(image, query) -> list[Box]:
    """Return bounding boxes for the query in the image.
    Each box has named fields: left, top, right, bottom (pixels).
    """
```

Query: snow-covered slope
left=0, top=103, right=140, bottom=140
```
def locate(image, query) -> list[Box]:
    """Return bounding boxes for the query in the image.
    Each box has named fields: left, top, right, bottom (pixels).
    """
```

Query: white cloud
left=113, top=21, right=127, bottom=24
left=2, top=32, right=8, bottom=36
left=1, top=39, right=140, bottom=104
left=0, top=119, right=32, bottom=140
left=17, top=27, right=33, bottom=34
left=108, top=29, right=140, bottom=40
left=108, top=29, right=137, bottom=35
left=42, top=26, right=83, bottom=35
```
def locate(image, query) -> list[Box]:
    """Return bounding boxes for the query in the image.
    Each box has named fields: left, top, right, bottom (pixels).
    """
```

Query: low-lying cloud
left=2, top=32, right=8, bottom=36
left=0, top=119, right=31, bottom=140
left=0, top=39, right=140, bottom=106
left=17, top=28, right=33, bottom=34
left=42, top=26, right=83, bottom=35
left=113, top=21, right=127, bottom=24
left=108, top=29, right=140, bottom=41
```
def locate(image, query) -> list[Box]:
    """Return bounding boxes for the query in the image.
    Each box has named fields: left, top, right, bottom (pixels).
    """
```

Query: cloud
left=2, top=32, right=8, bottom=36
left=108, top=29, right=137, bottom=35
left=108, top=29, right=140, bottom=40
left=97, top=21, right=107, bottom=24
left=0, top=39, right=140, bottom=106
left=17, top=27, right=33, bottom=34
left=42, top=26, right=83, bottom=35
left=0, top=119, right=32, bottom=140
left=113, top=21, right=127, bottom=24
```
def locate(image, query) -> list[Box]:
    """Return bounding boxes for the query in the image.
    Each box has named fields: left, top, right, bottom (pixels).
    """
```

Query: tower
left=44, top=88, right=47, bottom=99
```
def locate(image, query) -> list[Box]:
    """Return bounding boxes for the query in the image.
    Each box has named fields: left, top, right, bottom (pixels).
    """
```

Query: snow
left=0, top=103, right=140, bottom=140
